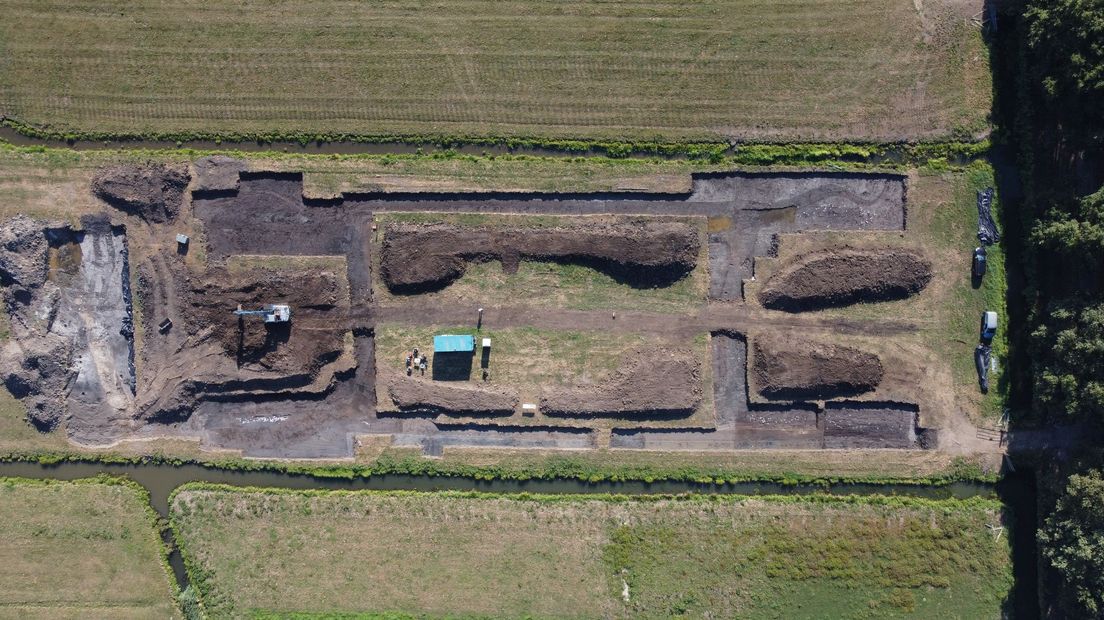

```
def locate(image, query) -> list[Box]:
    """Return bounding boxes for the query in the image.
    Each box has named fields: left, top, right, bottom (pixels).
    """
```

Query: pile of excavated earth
left=380, top=221, right=699, bottom=292
left=0, top=160, right=937, bottom=456
left=388, top=375, right=519, bottom=416
left=92, top=163, right=189, bottom=224
left=759, top=247, right=932, bottom=311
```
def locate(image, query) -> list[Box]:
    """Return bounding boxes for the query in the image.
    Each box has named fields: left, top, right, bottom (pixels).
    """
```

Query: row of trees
left=1016, top=0, right=1104, bottom=616
left=1020, top=0, right=1104, bottom=424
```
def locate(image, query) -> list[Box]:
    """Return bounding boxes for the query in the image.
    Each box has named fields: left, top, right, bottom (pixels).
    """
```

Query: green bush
left=1039, top=469, right=1104, bottom=616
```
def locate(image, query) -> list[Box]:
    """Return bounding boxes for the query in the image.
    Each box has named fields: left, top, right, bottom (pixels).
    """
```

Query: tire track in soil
left=372, top=302, right=919, bottom=339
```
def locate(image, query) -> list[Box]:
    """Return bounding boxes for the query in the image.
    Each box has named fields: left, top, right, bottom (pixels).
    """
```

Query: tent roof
left=433, top=334, right=475, bottom=353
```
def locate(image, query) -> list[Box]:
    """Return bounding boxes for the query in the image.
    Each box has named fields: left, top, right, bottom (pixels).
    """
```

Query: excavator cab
left=263, top=304, right=291, bottom=323
left=234, top=304, right=291, bottom=323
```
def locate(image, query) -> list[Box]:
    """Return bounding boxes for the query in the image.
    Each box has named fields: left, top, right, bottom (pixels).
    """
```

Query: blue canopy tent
left=433, top=334, right=475, bottom=353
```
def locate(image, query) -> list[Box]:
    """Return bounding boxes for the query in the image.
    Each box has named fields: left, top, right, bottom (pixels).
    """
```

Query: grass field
left=172, top=487, right=1012, bottom=619
left=0, top=0, right=990, bottom=142
left=376, top=325, right=663, bottom=388
left=373, top=212, right=710, bottom=313
left=0, top=477, right=177, bottom=619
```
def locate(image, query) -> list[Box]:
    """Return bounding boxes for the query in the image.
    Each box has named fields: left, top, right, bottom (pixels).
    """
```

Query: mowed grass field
left=0, top=0, right=990, bottom=141
left=172, top=487, right=1012, bottom=619
left=0, top=478, right=178, bottom=619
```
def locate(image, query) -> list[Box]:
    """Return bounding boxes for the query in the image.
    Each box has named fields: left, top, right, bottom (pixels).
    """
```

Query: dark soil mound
left=380, top=221, right=699, bottom=293
left=92, top=163, right=190, bottom=223
left=759, top=248, right=931, bottom=312
left=184, top=267, right=345, bottom=375
left=540, top=348, right=701, bottom=417
left=389, top=375, right=518, bottom=416
left=753, top=337, right=883, bottom=400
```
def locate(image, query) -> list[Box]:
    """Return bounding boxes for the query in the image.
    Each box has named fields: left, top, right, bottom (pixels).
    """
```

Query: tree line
left=1012, top=0, right=1104, bottom=616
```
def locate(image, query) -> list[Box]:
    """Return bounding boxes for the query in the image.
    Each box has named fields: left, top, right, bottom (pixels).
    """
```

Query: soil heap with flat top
left=753, top=336, right=883, bottom=400
left=540, top=347, right=701, bottom=417
left=388, top=375, right=518, bottom=416
left=759, top=247, right=931, bottom=312
left=380, top=221, right=699, bottom=293
left=92, top=163, right=190, bottom=223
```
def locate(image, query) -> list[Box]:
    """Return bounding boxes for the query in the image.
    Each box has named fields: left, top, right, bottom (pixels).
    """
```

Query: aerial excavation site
left=1, top=162, right=964, bottom=458
left=16, top=0, right=1100, bottom=616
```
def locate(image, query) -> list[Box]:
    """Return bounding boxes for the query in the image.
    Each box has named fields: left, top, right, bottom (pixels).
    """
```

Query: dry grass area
left=374, top=325, right=713, bottom=429
left=171, top=487, right=1011, bottom=618
left=0, top=478, right=178, bottom=619
left=290, top=156, right=702, bottom=196
left=0, top=0, right=989, bottom=141
left=373, top=212, right=709, bottom=314
left=375, top=325, right=656, bottom=388
left=0, top=392, right=69, bottom=455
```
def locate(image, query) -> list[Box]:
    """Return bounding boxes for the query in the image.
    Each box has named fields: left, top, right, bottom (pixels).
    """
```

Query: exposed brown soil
left=0, top=214, right=50, bottom=290
left=192, top=156, right=246, bottom=193
left=388, top=374, right=518, bottom=416
left=182, top=268, right=344, bottom=376
left=132, top=258, right=354, bottom=423
left=380, top=221, right=699, bottom=293
left=753, top=336, right=883, bottom=400
left=91, top=163, right=190, bottom=223
left=539, top=347, right=701, bottom=417
left=759, top=247, right=932, bottom=312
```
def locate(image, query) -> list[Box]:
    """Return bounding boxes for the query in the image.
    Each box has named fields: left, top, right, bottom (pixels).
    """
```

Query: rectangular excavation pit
left=823, top=401, right=920, bottom=449
left=48, top=217, right=137, bottom=443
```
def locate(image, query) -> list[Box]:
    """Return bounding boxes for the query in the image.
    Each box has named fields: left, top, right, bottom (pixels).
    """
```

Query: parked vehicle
left=980, top=311, right=998, bottom=344
left=972, top=246, right=987, bottom=280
